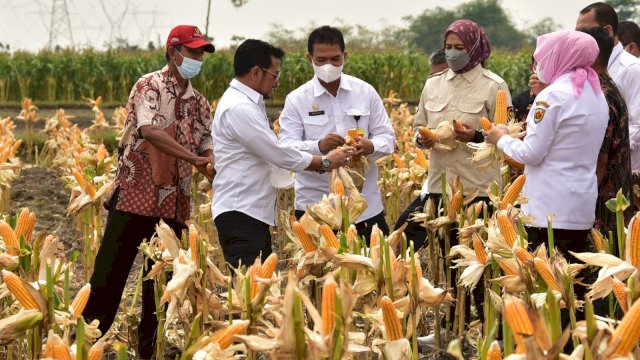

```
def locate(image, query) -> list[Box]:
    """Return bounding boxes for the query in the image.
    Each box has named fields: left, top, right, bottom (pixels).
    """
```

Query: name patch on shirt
left=308, top=110, right=325, bottom=116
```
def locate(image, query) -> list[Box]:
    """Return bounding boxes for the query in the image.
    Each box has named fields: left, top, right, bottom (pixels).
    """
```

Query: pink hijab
left=534, top=30, right=601, bottom=97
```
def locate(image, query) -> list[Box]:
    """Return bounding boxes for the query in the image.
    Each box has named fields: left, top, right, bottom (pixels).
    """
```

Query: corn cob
left=533, top=258, right=561, bottom=292
left=347, top=128, right=359, bottom=140
left=380, top=296, right=403, bottom=341
left=494, top=89, right=508, bottom=125
left=293, top=221, right=317, bottom=252
left=322, top=278, right=337, bottom=337
left=14, top=208, right=30, bottom=242
left=480, top=117, right=493, bottom=132
left=504, top=154, right=524, bottom=171
left=333, top=177, right=345, bottom=197
left=2, top=270, right=39, bottom=310
left=188, top=224, right=198, bottom=263
left=9, top=139, right=22, bottom=156
left=370, top=226, right=380, bottom=248
left=408, top=256, right=423, bottom=289
left=503, top=296, right=533, bottom=353
left=486, top=340, right=502, bottom=360
left=249, top=263, right=260, bottom=298
left=0, top=222, right=20, bottom=256
left=96, top=144, right=107, bottom=163
left=260, top=253, right=278, bottom=279
left=88, top=340, right=105, bottom=360
left=609, top=296, right=640, bottom=355
left=629, top=214, right=640, bottom=267
left=414, top=148, right=429, bottom=168
left=346, top=224, right=358, bottom=245
left=497, top=213, right=517, bottom=248
left=210, top=321, right=249, bottom=349
left=320, top=224, right=340, bottom=249
left=590, top=228, right=607, bottom=252
left=418, top=126, right=437, bottom=141
left=612, top=278, right=629, bottom=314
left=25, top=212, right=36, bottom=243
left=71, top=283, right=91, bottom=319
left=447, top=191, right=463, bottom=220
left=452, top=119, right=465, bottom=130
left=472, top=234, right=488, bottom=265
left=392, top=153, right=406, bottom=168
left=500, top=175, right=526, bottom=210
left=514, top=248, right=533, bottom=264
left=495, top=257, right=519, bottom=276
left=71, top=168, right=86, bottom=190
left=45, top=333, right=72, bottom=360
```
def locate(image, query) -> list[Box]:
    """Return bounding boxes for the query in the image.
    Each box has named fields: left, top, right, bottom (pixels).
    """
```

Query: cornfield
left=1, top=89, right=639, bottom=360
left=0, top=48, right=532, bottom=105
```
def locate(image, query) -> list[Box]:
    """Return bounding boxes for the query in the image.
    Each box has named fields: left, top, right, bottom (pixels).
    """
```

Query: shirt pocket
left=303, top=114, right=330, bottom=140
left=346, top=108, right=371, bottom=137
left=457, top=100, right=485, bottom=129
left=423, top=99, right=448, bottom=128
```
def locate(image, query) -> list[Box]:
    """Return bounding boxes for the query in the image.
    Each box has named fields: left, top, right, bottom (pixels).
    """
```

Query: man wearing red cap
left=83, top=25, right=215, bottom=358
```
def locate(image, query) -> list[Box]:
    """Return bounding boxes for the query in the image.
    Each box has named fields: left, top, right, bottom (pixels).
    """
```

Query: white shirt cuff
left=497, top=135, right=514, bottom=150
left=293, top=152, right=314, bottom=172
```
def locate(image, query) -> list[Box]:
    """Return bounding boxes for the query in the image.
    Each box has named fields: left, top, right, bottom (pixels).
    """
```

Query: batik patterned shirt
left=111, top=66, right=212, bottom=224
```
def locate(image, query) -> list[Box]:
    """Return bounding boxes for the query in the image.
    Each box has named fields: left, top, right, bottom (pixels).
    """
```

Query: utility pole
left=48, top=0, right=74, bottom=50
left=205, top=0, right=213, bottom=41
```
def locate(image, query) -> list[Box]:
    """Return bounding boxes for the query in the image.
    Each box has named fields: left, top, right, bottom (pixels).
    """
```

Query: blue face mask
left=174, top=50, right=202, bottom=79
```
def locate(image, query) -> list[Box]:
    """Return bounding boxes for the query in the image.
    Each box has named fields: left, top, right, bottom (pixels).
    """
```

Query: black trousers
left=84, top=191, right=186, bottom=359
left=215, top=211, right=272, bottom=269
left=294, top=210, right=390, bottom=245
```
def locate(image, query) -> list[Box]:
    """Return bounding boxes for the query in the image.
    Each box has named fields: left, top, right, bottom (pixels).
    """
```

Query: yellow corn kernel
left=71, top=283, right=91, bottom=319
left=346, top=224, right=358, bottom=246
left=486, top=340, right=502, bottom=360
left=480, top=117, right=493, bottom=132
left=322, top=278, right=337, bottom=337
left=533, top=258, right=561, bottom=292
left=96, top=144, right=107, bottom=163
left=514, top=247, right=533, bottom=264
left=418, top=126, right=437, bottom=141
left=612, top=278, right=629, bottom=314
left=45, top=333, right=72, bottom=360
left=24, top=213, right=36, bottom=245
left=2, top=270, right=39, bottom=310
left=494, top=89, right=508, bottom=125
left=210, top=321, right=249, bottom=350
left=10, top=139, right=22, bottom=156
left=249, top=264, right=260, bottom=298
left=497, top=213, right=517, bottom=248
left=320, top=224, right=340, bottom=249
left=0, top=222, right=19, bottom=256
left=392, top=153, right=406, bottom=168
left=260, top=253, right=278, bottom=279
left=447, top=191, right=463, bottom=220
left=189, top=224, right=198, bottom=263
left=380, top=296, right=403, bottom=341
left=472, top=234, right=488, bottom=265
left=609, top=296, right=640, bottom=355
left=88, top=340, right=105, bottom=360
left=71, top=168, right=86, bottom=189
left=504, top=154, right=524, bottom=171
left=628, top=214, right=640, bottom=268
left=370, top=226, right=381, bottom=248
left=293, top=221, right=317, bottom=253
left=414, top=148, right=429, bottom=168
left=503, top=296, right=533, bottom=353
left=452, top=119, right=465, bottom=130
left=333, top=177, right=345, bottom=197
left=500, top=175, right=526, bottom=210
left=13, top=208, right=30, bottom=243
left=591, top=228, right=607, bottom=253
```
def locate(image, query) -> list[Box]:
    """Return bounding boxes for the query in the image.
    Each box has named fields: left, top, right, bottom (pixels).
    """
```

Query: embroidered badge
left=312, top=103, right=320, bottom=111
left=534, top=108, right=546, bottom=124
left=535, top=100, right=550, bottom=108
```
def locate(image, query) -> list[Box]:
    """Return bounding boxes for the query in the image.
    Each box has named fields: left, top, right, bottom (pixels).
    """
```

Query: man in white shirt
left=577, top=3, right=640, bottom=170
left=619, top=21, right=640, bottom=57
left=212, top=39, right=353, bottom=268
left=279, top=26, right=396, bottom=240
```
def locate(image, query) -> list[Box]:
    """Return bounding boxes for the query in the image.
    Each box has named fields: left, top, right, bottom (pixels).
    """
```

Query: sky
left=0, top=0, right=605, bottom=51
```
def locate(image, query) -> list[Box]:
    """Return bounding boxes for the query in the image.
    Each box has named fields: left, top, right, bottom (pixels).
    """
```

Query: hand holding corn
left=483, top=125, right=509, bottom=145
left=452, top=120, right=476, bottom=143
left=319, top=133, right=346, bottom=154
left=325, top=146, right=356, bottom=169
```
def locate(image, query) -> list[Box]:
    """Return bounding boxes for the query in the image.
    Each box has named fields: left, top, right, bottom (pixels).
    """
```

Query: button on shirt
left=608, top=42, right=640, bottom=169
left=278, top=74, right=395, bottom=222
left=414, top=65, right=511, bottom=197
left=497, top=73, right=608, bottom=230
left=112, top=66, right=212, bottom=224
left=212, top=79, right=313, bottom=226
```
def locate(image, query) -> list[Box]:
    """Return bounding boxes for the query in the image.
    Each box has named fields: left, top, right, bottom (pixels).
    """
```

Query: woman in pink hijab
left=486, top=30, right=608, bottom=263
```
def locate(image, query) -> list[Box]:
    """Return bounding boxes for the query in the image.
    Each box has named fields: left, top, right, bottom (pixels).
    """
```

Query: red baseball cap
left=166, top=25, right=215, bottom=53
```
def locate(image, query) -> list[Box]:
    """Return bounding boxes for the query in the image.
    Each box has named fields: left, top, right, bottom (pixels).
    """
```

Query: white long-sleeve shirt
left=279, top=74, right=395, bottom=222
left=211, top=79, right=313, bottom=225
left=608, top=42, right=640, bottom=169
left=497, top=73, right=608, bottom=230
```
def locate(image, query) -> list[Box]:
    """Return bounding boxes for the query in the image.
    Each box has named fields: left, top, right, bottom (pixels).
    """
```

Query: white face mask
left=313, top=63, right=343, bottom=83
left=535, top=62, right=547, bottom=84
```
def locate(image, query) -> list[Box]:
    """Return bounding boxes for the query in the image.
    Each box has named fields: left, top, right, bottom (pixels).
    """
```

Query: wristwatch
left=317, top=156, right=331, bottom=174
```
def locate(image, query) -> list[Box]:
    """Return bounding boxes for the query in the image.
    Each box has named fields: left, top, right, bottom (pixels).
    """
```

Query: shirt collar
left=161, top=65, right=196, bottom=99
left=608, top=42, right=624, bottom=68
left=230, top=78, right=264, bottom=105
left=444, top=63, right=483, bottom=82
left=311, top=74, right=350, bottom=97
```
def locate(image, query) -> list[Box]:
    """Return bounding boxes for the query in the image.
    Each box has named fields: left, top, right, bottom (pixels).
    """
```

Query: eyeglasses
left=261, top=67, right=281, bottom=81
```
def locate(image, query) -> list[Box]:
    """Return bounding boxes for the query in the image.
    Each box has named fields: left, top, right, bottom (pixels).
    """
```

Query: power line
left=48, top=0, right=74, bottom=49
